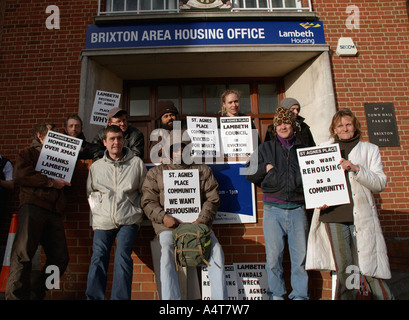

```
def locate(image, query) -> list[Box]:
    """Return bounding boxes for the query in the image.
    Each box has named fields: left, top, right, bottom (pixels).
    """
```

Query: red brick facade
left=0, top=1, right=408, bottom=300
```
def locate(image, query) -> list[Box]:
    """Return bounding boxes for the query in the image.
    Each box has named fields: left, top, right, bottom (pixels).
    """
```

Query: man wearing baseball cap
left=92, top=107, right=144, bottom=160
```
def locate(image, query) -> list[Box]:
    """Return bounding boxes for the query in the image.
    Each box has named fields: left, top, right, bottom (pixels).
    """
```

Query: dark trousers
left=5, top=204, right=69, bottom=300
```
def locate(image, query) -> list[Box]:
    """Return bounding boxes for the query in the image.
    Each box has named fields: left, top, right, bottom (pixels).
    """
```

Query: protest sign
left=35, top=131, right=82, bottom=183
left=202, top=263, right=268, bottom=300
left=163, top=169, right=201, bottom=223
left=90, top=90, right=121, bottom=126
left=297, top=144, right=350, bottom=209
left=202, top=265, right=238, bottom=300
left=220, top=116, right=253, bottom=158
left=186, top=116, right=220, bottom=157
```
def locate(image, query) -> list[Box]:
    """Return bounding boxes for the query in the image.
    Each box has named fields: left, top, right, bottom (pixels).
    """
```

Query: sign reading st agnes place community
left=86, top=21, right=325, bottom=49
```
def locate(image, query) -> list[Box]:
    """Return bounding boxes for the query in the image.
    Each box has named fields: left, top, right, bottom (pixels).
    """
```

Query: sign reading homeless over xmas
left=35, top=131, right=82, bottom=183
left=163, top=169, right=201, bottom=223
left=297, top=144, right=350, bottom=209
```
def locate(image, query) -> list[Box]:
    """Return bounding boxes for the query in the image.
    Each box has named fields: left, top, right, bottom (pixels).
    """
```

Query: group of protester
left=1, top=89, right=393, bottom=300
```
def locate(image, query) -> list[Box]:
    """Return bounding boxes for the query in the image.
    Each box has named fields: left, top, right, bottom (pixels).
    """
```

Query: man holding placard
left=6, top=123, right=71, bottom=300
left=244, top=107, right=309, bottom=300
left=141, top=131, right=227, bottom=300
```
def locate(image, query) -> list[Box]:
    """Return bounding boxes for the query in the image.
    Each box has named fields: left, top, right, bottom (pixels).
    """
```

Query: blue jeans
left=86, top=224, right=139, bottom=300
left=159, top=230, right=227, bottom=300
left=263, top=204, right=309, bottom=300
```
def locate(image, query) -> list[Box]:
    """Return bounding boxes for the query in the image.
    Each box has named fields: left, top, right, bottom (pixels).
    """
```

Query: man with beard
left=149, top=100, right=180, bottom=163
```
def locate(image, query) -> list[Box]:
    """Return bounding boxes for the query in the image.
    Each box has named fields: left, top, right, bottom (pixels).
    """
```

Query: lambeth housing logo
left=277, top=22, right=323, bottom=45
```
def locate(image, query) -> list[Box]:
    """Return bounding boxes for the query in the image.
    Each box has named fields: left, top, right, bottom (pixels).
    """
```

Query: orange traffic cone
left=0, top=213, right=18, bottom=292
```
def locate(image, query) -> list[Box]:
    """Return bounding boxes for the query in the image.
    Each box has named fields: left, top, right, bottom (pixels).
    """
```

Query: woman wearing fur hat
left=245, top=107, right=309, bottom=300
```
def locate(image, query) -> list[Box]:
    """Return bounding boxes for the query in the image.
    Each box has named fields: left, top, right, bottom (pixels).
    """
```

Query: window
left=126, top=79, right=280, bottom=118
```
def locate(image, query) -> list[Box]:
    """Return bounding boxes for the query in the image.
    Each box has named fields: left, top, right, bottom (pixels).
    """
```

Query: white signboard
left=297, top=144, right=350, bottom=209
left=202, top=263, right=269, bottom=300
left=235, top=263, right=269, bottom=300
left=35, top=131, right=81, bottom=183
left=163, top=169, right=201, bottom=223
left=90, top=90, right=121, bottom=125
left=220, top=116, right=253, bottom=158
left=201, top=265, right=238, bottom=300
left=186, top=116, right=220, bottom=157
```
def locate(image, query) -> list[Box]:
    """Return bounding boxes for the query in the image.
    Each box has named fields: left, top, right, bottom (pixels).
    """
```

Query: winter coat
left=244, top=136, right=305, bottom=204
left=87, top=147, right=147, bottom=230
left=14, top=140, right=66, bottom=213
left=306, top=141, right=391, bottom=279
left=141, top=163, right=220, bottom=235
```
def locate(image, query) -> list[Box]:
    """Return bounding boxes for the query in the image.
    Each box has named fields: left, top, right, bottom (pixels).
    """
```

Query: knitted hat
left=156, top=100, right=179, bottom=120
left=273, top=107, right=299, bottom=132
left=280, top=97, right=300, bottom=109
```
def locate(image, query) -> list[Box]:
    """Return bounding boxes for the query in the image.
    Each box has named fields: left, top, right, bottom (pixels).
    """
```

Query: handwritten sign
left=35, top=131, right=81, bottom=183
left=201, top=263, right=269, bottom=300
left=90, top=90, right=121, bottom=126
left=220, top=116, right=253, bottom=158
left=186, top=116, right=220, bottom=158
left=297, top=144, right=350, bottom=209
left=163, top=169, right=201, bottom=223
left=201, top=265, right=238, bottom=300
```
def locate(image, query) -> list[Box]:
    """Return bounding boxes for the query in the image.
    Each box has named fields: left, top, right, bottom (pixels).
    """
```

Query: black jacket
left=92, top=126, right=144, bottom=160
left=245, top=136, right=305, bottom=203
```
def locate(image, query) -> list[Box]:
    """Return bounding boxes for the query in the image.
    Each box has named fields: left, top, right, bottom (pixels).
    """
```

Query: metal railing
left=97, top=0, right=312, bottom=15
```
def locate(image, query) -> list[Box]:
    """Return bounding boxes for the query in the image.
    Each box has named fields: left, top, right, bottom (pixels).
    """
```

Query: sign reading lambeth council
left=85, top=21, right=325, bottom=49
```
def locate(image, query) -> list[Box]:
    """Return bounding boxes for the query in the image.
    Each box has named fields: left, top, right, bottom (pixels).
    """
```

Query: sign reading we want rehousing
left=297, top=144, right=350, bottom=209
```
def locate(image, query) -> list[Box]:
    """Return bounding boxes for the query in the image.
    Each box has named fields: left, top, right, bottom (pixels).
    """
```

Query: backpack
left=172, top=223, right=211, bottom=270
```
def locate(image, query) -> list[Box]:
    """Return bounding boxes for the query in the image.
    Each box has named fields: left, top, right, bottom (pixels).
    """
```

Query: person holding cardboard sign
left=141, top=131, right=227, bottom=300
left=306, top=109, right=393, bottom=300
left=6, top=122, right=70, bottom=300
left=244, top=107, right=309, bottom=300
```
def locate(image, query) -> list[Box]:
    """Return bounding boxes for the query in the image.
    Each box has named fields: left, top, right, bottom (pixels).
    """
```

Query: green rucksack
left=172, top=223, right=211, bottom=269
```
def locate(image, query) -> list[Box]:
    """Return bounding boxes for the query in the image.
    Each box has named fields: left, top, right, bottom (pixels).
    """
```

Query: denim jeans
left=263, top=204, right=309, bottom=300
left=86, top=224, right=139, bottom=300
left=159, top=230, right=227, bottom=300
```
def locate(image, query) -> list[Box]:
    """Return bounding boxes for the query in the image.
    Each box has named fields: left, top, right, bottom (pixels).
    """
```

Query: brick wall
left=1, top=0, right=408, bottom=300
left=313, top=0, right=409, bottom=238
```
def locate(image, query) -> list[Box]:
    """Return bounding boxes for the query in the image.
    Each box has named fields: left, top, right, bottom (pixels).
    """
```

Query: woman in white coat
left=306, top=109, right=393, bottom=300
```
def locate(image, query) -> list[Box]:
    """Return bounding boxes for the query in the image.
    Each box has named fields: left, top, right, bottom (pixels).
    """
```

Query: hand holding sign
left=297, top=144, right=350, bottom=209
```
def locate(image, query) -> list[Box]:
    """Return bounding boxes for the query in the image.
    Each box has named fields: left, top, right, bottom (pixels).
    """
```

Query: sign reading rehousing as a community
left=163, top=169, right=201, bottom=223
left=297, top=144, right=350, bottom=209
left=35, top=131, right=82, bottom=183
